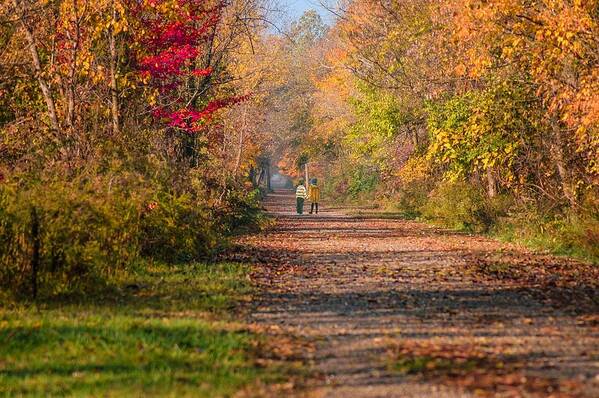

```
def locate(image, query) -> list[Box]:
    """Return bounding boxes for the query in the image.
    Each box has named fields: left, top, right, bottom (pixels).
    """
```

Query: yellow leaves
left=454, top=63, right=467, bottom=77
left=91, top=71, right=106, bottom=85
left=511, top=37, right=523, bottom=48
left=396, top=155, right=431, bottom=184
left=147, top=91, right=158, bottom=106
left=427, top=127, right=461, bottom=165
left=480, top=153, right=496, bottom=169
left=535, top=29, right=545, bottom=41
left=504, top=143, right=516, bottom=155
left=81, top=57, right=91, bottom=72
left=448, top=0, right=598, bottom=179
left=501, top=47, right=515, bottom=58
left=111, top=19, right=129, bottom=35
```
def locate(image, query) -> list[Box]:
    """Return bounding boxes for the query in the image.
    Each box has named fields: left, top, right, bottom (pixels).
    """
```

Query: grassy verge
left=0, top=262, right=280, bottom=397
left=338, top=197, right=598, bottom=264
left=494, top=216, right=599, bottom=264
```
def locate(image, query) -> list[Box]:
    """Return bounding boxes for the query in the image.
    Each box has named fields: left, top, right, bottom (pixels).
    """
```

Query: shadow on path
left=236, top=190, right=599, bottom=398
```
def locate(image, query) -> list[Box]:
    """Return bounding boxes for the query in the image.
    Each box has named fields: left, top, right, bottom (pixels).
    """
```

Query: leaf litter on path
left=231, top=191, right=599, bottom=398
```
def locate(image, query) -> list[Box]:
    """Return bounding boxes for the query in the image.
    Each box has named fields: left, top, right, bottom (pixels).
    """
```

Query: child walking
left=309, top=178, right=320, bottom=214
left=295, top=179, right=307, bottom=214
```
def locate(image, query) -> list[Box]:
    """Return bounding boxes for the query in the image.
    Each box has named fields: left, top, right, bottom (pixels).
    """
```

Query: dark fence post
left=30, top=206, right=40, bottom=299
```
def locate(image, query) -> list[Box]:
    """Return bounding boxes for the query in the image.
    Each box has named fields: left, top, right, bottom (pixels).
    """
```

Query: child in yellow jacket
left=308, top=178, right=320, bottom=214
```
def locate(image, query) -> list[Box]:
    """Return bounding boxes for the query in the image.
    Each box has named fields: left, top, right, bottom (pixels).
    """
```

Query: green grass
left=0, top=262, right=278, bottom=397
left=495, top=216, right=599, bottom=264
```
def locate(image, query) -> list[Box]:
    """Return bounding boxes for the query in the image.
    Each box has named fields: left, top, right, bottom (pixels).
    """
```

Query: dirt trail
left=238, top=190, right=599, bottom=398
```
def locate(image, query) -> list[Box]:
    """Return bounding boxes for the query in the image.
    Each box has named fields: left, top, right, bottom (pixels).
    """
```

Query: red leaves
left=152, top=95, right=250, bottom=133
left=139, top=44, right=199, bottom=79
left=134, top=0, right=239, bottom=133
left=191, top=67, right=213, bottom=77
left=136, top=0, right=214, bottom=80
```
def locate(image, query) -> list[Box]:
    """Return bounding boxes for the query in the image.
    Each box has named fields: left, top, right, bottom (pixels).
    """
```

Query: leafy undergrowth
left=470, top=252, right=599, bottom=314
left=389, top=342, right=585, bottom=398
left=0, top=262, right=285, bottom=397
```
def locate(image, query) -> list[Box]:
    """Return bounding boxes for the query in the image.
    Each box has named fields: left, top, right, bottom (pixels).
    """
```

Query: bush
left=347, top=165, right=380, bottom=200
left=0, top=178, right=142, bottom=300
left=140, top=191, right=218, bottom=263
left=321, top=173, right=347, bottom=203
left=214, top=187, right=266, bottom=235
left=497, top=206, right=599, bottom=263
left=320, top=163, right=382, bottom=204
left=0, top=163, right=269, bottom=300
left=421, top=180, right=507, bottom=232
left=563, top=216, right=599, bottom=262
left=139, top=174, right=267, bottom=264
left=394, top=180, right=431, bottom=218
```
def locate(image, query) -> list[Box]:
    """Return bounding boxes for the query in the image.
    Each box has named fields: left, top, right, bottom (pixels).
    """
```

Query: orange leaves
left=446, top=0, right=599, bottom=177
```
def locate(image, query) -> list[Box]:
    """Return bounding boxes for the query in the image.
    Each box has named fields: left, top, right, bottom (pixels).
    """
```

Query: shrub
left=214, top=187, right=266, bottom=235
left=0, top=163, right=269, bottom=300
left=140, top=191, right=218, bottom=263
left=421, top=180, right=506, bottom=232
left=394, top=180, right=432, bottom=218
left=347, top=164, right=380, bottom=200
left=498, top=205, right=599, bottom=263
left=321, top=173, right=348, bottom=203
left=0, top=178, right=142, bottom=299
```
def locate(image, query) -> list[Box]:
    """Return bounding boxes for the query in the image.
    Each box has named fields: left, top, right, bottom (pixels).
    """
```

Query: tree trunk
left=304, top=162, right=309, bottom=185
left=65, top=0, right=81, bottom=130
left=14, top=0, right=60, bottom=132
left=256, top=167, right=265, bottom=188
left=234, top=107, right=246, bottom=173
left=109, top=0, right=121, bottom=135
left=249, top=167, right=256, bottom=187
left=486, top=168, right=497, bottom=198
left=412, top=128, right=419, bottom=147
left=550, top=122, right=576, bottom=207
left=266, top=159, right=271, bottom=191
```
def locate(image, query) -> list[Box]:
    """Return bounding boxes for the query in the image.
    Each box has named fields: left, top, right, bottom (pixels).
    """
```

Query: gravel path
left=238, top=190, right=599, bottom=398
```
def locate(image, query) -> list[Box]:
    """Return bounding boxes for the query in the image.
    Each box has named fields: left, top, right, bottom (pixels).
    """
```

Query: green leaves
left=346, top=83, right=405, bottom=167
left=425, top=80, right=539, bottom=187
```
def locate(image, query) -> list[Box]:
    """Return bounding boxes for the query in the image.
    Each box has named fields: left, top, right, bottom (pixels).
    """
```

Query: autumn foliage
left=261, top=1, right=598, bottom=260
left=0, top=0, right=598, bottom=298
left=135, top=0, right=243, bottom=132
left=0, top=0, right=267, bottom=298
